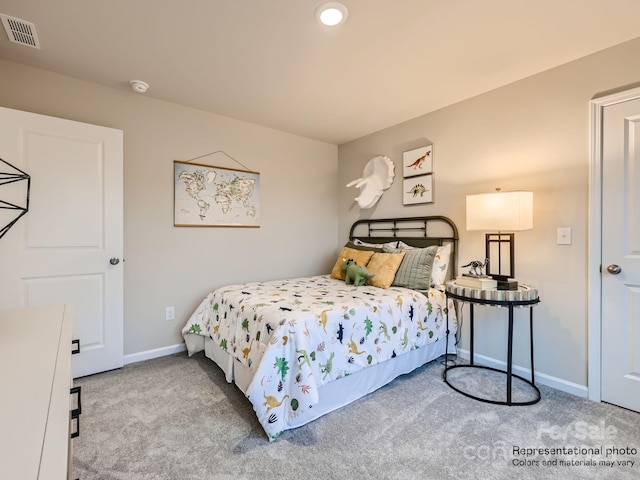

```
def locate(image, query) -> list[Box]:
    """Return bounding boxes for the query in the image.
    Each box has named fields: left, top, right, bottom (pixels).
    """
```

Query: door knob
left=109, top=257, right=120, bottom=265
left=607, top=264, right=622, bottom=275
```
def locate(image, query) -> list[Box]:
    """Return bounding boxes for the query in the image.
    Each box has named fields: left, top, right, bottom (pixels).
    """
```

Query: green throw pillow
left=388, top=245, right=438, bottom=290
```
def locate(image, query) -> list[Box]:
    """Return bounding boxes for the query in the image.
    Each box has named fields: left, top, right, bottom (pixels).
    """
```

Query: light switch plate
left=557, top=227, right=572, bottom=245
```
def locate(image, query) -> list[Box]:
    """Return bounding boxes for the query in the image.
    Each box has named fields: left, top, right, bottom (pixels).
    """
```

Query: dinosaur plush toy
left=340, top=258, right=375, bottom=286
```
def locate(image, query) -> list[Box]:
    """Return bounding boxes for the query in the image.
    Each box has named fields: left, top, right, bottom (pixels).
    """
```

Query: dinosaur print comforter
left=182, top=275, right=455, bottom=440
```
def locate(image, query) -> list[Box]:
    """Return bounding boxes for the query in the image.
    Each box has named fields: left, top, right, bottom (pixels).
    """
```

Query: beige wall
left=0, top=59, right=338, bottom=356
left=338, top=37, right=640, bottom=390
left=4, top=33, right=640, bottom=389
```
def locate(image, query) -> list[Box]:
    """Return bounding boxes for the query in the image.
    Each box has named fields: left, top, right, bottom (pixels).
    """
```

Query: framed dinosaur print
left=403, top=174, right=433, bottom=205
left=402, top=145, right=433, bottom=178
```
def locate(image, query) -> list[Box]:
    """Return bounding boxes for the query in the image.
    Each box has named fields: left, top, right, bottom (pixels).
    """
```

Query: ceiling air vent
left=1, top=14, right=40, bottom=49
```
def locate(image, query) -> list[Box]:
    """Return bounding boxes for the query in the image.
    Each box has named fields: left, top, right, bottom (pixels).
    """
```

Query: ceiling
left=1, top=0, right=640, bottom=145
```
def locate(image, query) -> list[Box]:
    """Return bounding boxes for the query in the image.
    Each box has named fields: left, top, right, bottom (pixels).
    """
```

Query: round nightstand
left=443, top=281, right=541, bottom=406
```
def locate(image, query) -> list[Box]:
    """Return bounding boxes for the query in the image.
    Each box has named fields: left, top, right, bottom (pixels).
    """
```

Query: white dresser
left=0, top=305, right=76, bottom=480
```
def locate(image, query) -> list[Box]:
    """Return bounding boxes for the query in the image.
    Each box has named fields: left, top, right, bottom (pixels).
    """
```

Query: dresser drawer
left=0, top=305, right=74, bottom=479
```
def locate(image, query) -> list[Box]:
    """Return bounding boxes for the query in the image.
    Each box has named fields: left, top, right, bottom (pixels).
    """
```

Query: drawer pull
left=70, top=386, right=82, bottom=417
left=71, top=339, right=80, bottom=355
left=70, top=415, right=80, bottom=439
left=70, top=386, right=82, bottom=439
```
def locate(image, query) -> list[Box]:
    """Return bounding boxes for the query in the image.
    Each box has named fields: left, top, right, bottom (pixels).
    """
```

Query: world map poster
left=174, top=161, right=260, bottom=227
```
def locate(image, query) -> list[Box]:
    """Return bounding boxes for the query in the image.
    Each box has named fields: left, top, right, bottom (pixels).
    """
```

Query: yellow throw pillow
left=330, top=247, right=376, bottom=281
left=365, top=252, right=406, bottom=288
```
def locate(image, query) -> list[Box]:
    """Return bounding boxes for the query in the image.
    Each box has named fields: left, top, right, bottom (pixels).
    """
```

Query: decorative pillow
left=365, top=252, right=406, bottom=289
left=344, top=241, right=384, bottom=253
left=352, top=239, right=382, bottom=248
left=390, top=245, right=438, bottom=290
left=330, top=246, right=376, bottom=281
left=390, top=240, right=413, bottom=250
left=431, top=243, right=452, bottom=287
left=353, top=239, right=406, bottom=250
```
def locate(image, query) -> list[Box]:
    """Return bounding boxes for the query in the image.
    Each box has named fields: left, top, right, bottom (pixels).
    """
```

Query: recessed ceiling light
left=315, top=2, right=348, bottom=27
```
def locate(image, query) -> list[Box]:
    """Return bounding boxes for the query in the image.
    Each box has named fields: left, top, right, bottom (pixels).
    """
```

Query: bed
left=182, top=216, right=459, bottom=440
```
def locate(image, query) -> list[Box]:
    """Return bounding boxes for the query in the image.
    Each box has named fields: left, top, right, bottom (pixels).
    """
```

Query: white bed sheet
left=183, top=275, right=457, bottom=439
left=196, top=332, right=455, bottom=432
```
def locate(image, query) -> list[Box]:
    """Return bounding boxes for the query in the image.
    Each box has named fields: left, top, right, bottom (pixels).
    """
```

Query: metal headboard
left=348, top=216, right=459, bottom=279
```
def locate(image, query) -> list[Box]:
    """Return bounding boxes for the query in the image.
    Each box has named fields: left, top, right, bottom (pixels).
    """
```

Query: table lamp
left=466, top=190, right=533, bottom=290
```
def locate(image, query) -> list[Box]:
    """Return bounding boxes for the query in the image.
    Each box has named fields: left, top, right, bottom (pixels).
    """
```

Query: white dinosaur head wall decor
left=346, top=155, right=395, bottom=209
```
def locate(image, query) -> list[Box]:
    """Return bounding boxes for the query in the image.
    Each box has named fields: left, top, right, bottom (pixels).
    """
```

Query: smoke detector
left=129, top=80, right=149, bottom=93
left=0, top=13, right=40, bottom=49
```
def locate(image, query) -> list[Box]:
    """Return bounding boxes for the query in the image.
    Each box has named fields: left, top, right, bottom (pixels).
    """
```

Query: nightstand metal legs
left=530, top=307, right=535, bottom=385
left=469, top=304, right=474, bottom=366
left=443, top=289, right=541, bottom=406
left=507, top=305, right=514, bottom=405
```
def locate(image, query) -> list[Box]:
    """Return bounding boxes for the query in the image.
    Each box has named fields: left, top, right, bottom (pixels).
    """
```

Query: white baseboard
left=124, top=343, right=186, bottom=365
left=456, top=349, right=589, bottom=399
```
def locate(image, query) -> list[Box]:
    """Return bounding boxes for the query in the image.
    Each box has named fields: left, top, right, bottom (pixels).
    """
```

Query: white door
left=601, top=96, right=640, bottom=412
left=0, top=107, right=123, bottom=378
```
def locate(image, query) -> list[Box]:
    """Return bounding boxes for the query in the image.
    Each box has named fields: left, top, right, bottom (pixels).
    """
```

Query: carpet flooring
left=72, top=352, right=640, bottom=480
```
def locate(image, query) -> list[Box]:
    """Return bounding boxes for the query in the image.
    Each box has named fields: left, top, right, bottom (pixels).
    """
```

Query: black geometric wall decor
left=0, top=158, right=31, bottom=240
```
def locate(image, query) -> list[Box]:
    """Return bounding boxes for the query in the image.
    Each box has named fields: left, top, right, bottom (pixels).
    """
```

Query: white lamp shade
left=466, top=191, right=533, bottom=231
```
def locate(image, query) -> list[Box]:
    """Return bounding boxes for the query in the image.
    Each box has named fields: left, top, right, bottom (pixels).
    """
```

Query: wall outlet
left=165, top=306, right=175, bottom=321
